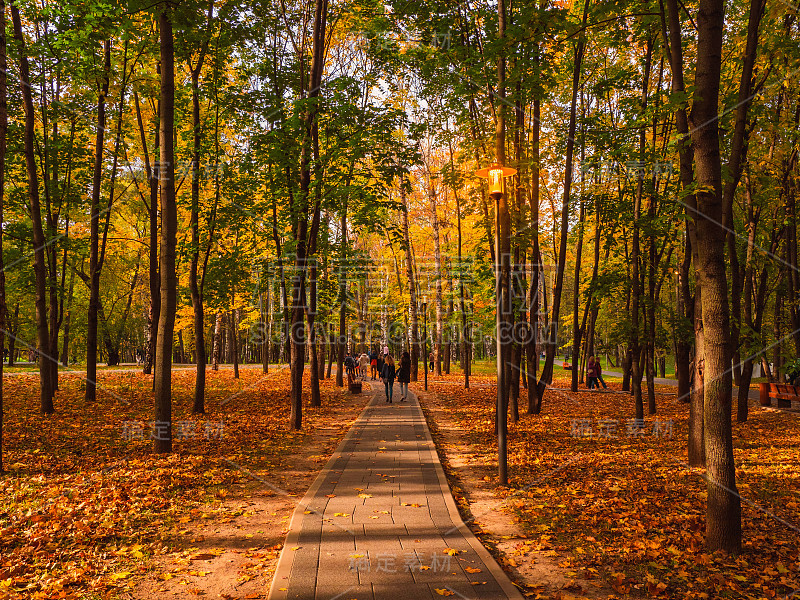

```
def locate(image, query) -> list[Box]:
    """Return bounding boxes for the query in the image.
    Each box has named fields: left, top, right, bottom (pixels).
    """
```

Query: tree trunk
left=308, top=261, right=321, bottom=407
left=212, top=312, right=222, bottom=370
left=722, top=0, right=764, bottom=387
left=571, top=200, right=586, bottom=392
left=690, top=0, right=741, bottom=552
left=430, top=179, right=444, bottom=377
left=135, top=89, right=160, bottom=376
left=11, top=2, right=54, bottom=414
left=0, top=0, right=7, bottom=472
left=336, top=207, right=347, bottom=387
left=402, top=175, right=420, bottom=382
left=153, top=8, right=177, bottom=454
left=189, top=8, right=214, bottom=413
left=61, top=261, right=76, bottom=367
left=527, top=89, right=541, bottom=413
left=631, top=38, right=652, bottom=420
left=262, top=286, right=270, bottom=374
left=535, top=0, right=590, bottom=410
left=231, top=309, right=240, bottom=379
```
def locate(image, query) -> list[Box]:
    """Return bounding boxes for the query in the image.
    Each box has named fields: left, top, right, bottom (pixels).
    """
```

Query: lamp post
left=476, top=162, right=516, bottom=485
left=422, top=296, right=428, bottom=391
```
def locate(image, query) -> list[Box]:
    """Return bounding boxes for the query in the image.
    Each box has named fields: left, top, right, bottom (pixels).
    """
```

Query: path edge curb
left=409, top=386, right=526, bottom=600
left=267, top=386, right=378, bottom=600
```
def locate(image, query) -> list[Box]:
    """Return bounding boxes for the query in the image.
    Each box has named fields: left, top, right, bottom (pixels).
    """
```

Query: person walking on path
left=358, top=352, right=370, bottom=380
left=376, top=350, right=384, bottom=382
left=595, top=358, right=608, bottom=389
left=397, top=351, right=411, bottom=401
left=381, top=354, right=396, bottom=403
left=428, top=350, right=434, bottom=373
left=344, top=353, right=356, bottom=380
left=586, top=356, right=598, bottom=390
left=369, top=348, right=378, bottom=379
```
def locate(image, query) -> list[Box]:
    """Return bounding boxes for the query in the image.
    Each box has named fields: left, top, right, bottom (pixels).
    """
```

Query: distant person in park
left=383, top=344, right=389, bottom=357
left=359, top=352, right=370, bottom=380
left=370, top=349, right=378, bottom=379
left=586, top=356, right=598, bottom=389
left=376, top=350, right=385, bottom=380
left=381, top=354, right=396, bottom=403
left=595, top=358, right=608, bottom=389
left=429, top=351, right=434, bottom=373
left=397, top=351, right=411, bottom=401
left=344, top=353, right=356, bottom=379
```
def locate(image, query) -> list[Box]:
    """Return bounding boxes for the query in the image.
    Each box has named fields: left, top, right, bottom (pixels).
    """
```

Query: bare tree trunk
left=444, top=262, right=453, bottom=374
left=723, top=0, right=764, bottom=387
left=231, top=309, right=240, bottom=379
left=212, top=312, right=221, bottom=370
left=631, top=38, right=652, bottom=420
left=336, top=207, right=347, bottom=387
left=11, top=2, right=54, bottom=414
left=571, top=200, right=586, bottom=392
left=135, top=89, right=160, bottom=376
left=402, top=175, right=420, bottom=381
left=690, top=0, right=741, bottom=552
left=0, top=0, right=8, bottom=472
left=188, top=11, right=213, bottom=413
left=61, top=260, right=76, bottom=367
left=535, top=0, right=590, bottom=409
left=85, top=40, right=111, bottom=401
left=527, top=91, right=541, bottom=413
left=308, top=261, right=321, bottom=407
left=153, top=8, right=177, bottom=453
left=430, top=179, right=444, bottom=376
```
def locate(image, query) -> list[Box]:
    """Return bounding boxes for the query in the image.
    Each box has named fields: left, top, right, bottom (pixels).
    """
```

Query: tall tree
left=11, top=0, right=54, bottom=414
left=535, top=0, right=590, bottom=410
left=188, top=0, right=215, bottom=414
left=0, top=0, right=7, bottom=473
left=86, top=39, right=111, bottom=402
left=154, top=6, right=178, bottom=453
left=689, top=0, right=742, bottom=552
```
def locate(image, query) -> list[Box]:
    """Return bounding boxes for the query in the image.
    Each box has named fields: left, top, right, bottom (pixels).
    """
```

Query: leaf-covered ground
left=0, top=367, right=368, bottom=600
left=419, top=374, right=800, bottom=599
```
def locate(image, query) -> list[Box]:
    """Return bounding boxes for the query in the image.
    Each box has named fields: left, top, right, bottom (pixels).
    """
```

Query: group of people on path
left=343, top=346, right=411, bottom=403
left=377, top=350, right=411, bottom=403
left=586, top=356, right=607, bottom=390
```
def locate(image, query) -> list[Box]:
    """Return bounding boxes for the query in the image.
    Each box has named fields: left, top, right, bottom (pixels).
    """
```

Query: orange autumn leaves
left=423, top=374, right=800, bottom=599
left=0, top=368, right=357, bottom=600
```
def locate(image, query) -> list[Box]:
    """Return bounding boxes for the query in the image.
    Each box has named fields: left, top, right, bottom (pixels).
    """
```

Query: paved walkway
left=268, top=383, right=523, bottom=600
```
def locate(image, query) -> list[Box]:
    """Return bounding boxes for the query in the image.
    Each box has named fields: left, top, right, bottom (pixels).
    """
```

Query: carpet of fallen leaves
left=0, top=366, right=363, bottom=600
left=422, top=374, right=800, bottom=600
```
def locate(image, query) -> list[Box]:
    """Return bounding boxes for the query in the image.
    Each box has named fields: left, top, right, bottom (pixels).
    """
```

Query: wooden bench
left=759, top=382, right=798, bottom=409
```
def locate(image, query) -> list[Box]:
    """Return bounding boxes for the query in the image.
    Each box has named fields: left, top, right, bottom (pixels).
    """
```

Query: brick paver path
left=268, top=383, right=523, bottom=600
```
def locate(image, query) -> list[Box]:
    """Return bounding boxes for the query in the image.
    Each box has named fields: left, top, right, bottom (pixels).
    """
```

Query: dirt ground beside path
left=130, top=383, right=372, bottom=600
left=416, top=385, right=616, bottom=600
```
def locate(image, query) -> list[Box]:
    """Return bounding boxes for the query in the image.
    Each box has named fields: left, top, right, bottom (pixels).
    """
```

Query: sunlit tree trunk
left=430, top=179, right=444, bottom=376
left=690, top=0, right=741, bottom=552
left=153, top=7, right=177, bottom=454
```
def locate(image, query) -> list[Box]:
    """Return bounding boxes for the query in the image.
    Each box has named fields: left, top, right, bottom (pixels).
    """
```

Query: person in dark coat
left=369, top=349, right=378, bottom=380
left=381, top=354, right=396, bottom=403
left=397, top=351, right=411, bottom=401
